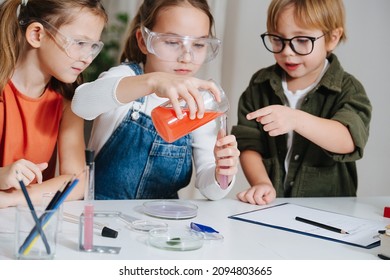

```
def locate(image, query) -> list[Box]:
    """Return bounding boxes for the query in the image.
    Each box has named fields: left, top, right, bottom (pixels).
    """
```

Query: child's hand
left=237, top=183, right=276, bottom=205
left=151, top=74, right=221, bottom=120
left=247, top=105, right=296, bottom=136
left=0, top=159, right=48, bottom=190
left=214, top=131, right=240, bottom=187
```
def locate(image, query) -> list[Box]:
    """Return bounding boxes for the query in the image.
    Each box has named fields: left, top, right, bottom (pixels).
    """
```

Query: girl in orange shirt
left=0, top=0, right=107, bottom=208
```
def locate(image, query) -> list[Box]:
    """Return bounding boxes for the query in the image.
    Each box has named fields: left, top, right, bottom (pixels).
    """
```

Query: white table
left=1, top=197, right=389, bottom=260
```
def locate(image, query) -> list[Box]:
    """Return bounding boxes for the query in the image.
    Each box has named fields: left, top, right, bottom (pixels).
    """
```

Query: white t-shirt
left=72, top=64, right=234, bottom=200
left=282, top=59, right=330, bottom=174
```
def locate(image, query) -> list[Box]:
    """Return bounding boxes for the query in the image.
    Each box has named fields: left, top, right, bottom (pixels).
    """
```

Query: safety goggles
left=141, top=26, right=221, bottom=64
left=40, top=19, right=104, bottom=60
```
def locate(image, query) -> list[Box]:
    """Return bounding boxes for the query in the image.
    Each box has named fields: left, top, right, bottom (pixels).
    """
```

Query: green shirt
left=231, top=54, right=372, bottom=197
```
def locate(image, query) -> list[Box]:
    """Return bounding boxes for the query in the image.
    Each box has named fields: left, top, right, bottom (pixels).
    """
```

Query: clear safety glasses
left=40, top=19, right=104, bottom=60
left=141, top=26, right=221, bottom=64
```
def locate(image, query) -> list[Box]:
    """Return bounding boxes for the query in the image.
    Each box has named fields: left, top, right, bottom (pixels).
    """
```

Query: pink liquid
left=151, top=107, right=223, bottom=143
left=218, top=172, right=229, bottom=189
left=218, top=115, right=229, bottom=189
left=83, top=204, right=94, bottom=250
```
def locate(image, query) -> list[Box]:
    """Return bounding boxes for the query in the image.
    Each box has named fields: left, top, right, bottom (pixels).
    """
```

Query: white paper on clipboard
left=229, top=203, right=388, bottom=248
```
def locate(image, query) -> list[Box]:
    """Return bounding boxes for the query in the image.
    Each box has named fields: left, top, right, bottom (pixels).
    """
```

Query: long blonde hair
left=0, top=0, right=107, bottom=100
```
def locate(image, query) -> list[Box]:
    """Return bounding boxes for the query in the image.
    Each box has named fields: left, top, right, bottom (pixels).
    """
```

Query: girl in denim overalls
left=72, top=0, right=240, bottom=200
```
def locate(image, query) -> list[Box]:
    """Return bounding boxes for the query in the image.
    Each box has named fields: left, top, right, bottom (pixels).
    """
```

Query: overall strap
left=127, top=62, right=144, bottom=76
left=125, top=62, right=145, bottom=118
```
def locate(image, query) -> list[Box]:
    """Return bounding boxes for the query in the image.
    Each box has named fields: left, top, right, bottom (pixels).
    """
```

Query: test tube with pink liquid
left=218, top=114, right=229, bottom=189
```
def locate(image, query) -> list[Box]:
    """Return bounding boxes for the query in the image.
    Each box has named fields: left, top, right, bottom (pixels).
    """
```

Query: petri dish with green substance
left=148, top=227, right=204, bottom=251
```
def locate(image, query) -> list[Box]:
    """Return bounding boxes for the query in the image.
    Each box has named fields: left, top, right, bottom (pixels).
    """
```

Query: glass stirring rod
left=218, top=114, right=229, bottom=189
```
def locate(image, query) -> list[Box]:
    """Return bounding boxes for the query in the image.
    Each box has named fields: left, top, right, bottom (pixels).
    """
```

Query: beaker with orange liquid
left=151, top=81, right=229, bottom=143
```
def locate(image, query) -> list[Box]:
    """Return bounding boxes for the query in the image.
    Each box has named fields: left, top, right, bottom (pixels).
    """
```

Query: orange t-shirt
left=0, top=81, right=63, bottom=180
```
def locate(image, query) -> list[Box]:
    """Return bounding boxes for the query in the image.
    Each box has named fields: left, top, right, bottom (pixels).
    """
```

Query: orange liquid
left=151, top=107, right=223, bottom=143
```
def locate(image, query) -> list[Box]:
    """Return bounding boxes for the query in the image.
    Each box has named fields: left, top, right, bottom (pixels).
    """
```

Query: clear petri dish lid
left=130, top=220, right=168, bottom=232
left=117, top=212, right=168, bottom=233
left=148, top=227, right=204, bottom=251
left=143, top=200, right=198, bottom=220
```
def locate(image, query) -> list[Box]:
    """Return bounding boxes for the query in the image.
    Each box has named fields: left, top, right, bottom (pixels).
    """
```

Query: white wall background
left=102, top=0, right=390, bottom=198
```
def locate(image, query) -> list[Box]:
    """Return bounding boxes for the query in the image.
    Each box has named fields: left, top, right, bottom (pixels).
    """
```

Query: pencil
left=44, top=181, right=68, bottom=211
left=20, top=177, right=80, bottom=255
left=378, top=254, right=390, bottom=260
left=295, top=216, right=349, bottom=234
left=16, top=171, right=51, bottom=254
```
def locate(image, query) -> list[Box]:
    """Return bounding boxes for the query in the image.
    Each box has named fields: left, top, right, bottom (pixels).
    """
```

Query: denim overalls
left=94, top=63, right=193, bottom=199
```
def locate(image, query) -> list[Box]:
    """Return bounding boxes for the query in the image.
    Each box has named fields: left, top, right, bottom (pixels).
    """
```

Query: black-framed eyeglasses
left=260, top=33, right=326, bottom=56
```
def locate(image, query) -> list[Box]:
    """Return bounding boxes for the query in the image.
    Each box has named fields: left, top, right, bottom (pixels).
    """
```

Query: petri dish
left=143, top=200, right=198, bottom=220
left=148, top=227, right=204, bottom=251
left=130, top=220, right=168, bottom=232
left=117, top=212, right=168, bottom=233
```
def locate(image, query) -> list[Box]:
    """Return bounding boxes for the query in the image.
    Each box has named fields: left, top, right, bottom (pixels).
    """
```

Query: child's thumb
left=37, top=162, right=48, bottom=171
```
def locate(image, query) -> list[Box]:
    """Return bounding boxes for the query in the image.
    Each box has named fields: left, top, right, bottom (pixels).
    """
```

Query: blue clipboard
left=228, top=203, right=387, bottom=249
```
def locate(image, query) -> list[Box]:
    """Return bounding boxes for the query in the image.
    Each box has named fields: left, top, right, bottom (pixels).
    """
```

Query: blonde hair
left=0, top=0, right=107, bottom=99
left=266, top=0, right=346, bottom=43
